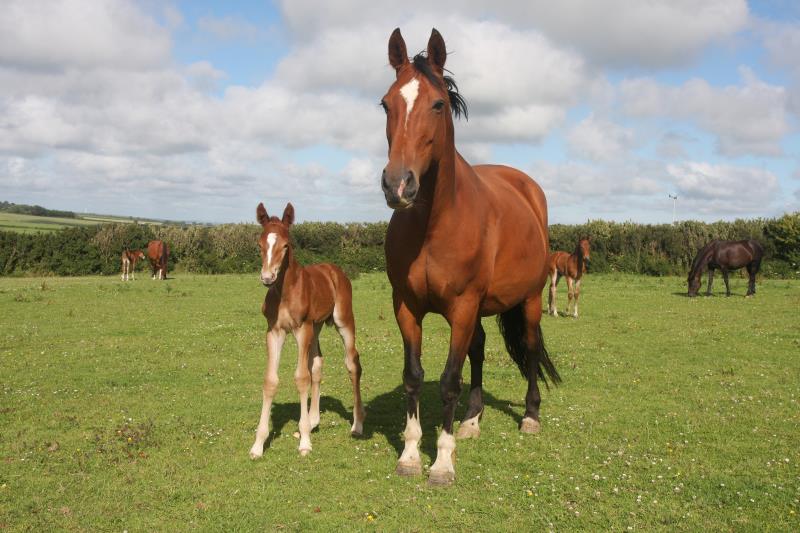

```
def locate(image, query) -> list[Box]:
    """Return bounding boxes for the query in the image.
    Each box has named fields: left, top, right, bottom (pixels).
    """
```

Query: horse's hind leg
left=722, top=269, right=731, bottom=297
left=309, top=324, right=324, bottom=431
left=457, top=320, right=485, bottom=439
left=520, top=295, right=559, bottom=433
left=706, top=269, right=714, bottom=296
left=333, top=301, right=364, bottom=436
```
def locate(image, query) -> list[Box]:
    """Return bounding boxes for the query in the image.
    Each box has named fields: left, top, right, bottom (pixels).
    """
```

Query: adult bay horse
left=147, top=240, right=169, bottom=280
left=687, top=239, right=764, bottom=297
left=249, top=202, right=364, bottom=459
left=120, top=249, right=145, bottom=281
left=381, top=28, right=560, bottom=486
left=547, top=238, right=591, bottom=318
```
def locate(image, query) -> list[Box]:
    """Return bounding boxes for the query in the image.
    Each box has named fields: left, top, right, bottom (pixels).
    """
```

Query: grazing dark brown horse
left=381, top=28, right=560, bottom=486
left=147, top=240, right=169, bottom=280
left=249, top=202, right=365, bottom=459
left=687, top=239, right=764, bottom=297
left=120, top=249, right=145, bottom=281
left=547, top=238, right=591, bottom=318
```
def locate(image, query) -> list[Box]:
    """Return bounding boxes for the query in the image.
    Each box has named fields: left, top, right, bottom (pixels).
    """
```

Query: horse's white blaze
left=266, top=232, right=278, bottom=270
left=400, top=77, right=419, bottom=127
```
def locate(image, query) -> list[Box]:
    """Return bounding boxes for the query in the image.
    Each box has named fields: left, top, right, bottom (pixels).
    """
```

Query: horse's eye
left=380, top=100, right=388, bottom=114
left=432, top=100, right=445, bottom=111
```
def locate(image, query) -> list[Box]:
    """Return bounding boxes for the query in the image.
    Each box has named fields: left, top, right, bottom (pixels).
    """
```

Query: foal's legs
left=572, top=279, right=581, bottom=318
left=547, top=271, right=559, bottom=316
left=333, top=309, right=365, bottom=436
left=293, top=322, right=314, bottom=455
left=706, top=269, right=715, bottom=296
left=429, top=299, right=478, bottom=486
left=249, top=328, right=286, bottom=459
left=457, top=320, right=485, bottom=439
left=722, top=269, right=731, bottom=297
left=746, top=261, right=759, bottom=296
left=521, top=295, right=546, bottom=434
left=395, top=297, right=424, bottom=477
left=121, top=259, right=127, bottom=281
left=566, top=277, right=575, bottom=317
left=308, top=323, right=324, bottom=431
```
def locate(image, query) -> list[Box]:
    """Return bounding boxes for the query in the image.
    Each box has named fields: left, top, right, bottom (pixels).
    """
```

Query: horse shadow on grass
left=265, top=381, right=526, bottom=461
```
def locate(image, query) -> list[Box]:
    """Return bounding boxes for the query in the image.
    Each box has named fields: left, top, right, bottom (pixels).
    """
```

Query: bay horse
left=120, top=249, right=145, bottom=281
left=147, top=240, right=169, bottom=280
left=547, top=238, right=591, bottom=318
left=687, top=239, right=764, bottom=297
left=381, top=28, right=560, bottom=486
left=249, top=202, right=365, bottom=459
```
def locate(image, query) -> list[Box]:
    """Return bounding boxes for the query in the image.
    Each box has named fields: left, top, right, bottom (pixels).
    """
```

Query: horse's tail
left=497, top=304, right=561, bottom=387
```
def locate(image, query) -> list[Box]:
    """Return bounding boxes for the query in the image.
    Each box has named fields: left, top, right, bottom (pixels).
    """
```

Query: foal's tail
left=497, top=304, right=561, bottom=387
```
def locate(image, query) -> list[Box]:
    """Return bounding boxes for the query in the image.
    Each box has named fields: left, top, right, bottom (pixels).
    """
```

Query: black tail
left=497, top=304, right=561, bottom=387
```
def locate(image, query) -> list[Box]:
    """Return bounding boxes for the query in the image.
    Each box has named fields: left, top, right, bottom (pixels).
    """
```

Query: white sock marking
left=399, top=78, right=419, bottom=128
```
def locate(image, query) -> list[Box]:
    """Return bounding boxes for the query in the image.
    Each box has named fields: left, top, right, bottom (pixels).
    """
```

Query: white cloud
left=567, top=114, right=636, bottom=162
left=619, top=69, right=789, bottom=157
left=666, top=162, right=779, bottom=214
left=0, top=0, right=170, bottom=72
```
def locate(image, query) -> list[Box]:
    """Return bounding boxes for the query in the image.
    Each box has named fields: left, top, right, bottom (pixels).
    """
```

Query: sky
left=1, top=0, right=799, bottom=224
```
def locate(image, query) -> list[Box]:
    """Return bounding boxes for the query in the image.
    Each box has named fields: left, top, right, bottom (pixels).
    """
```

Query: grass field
left=0, top=212, right=165, bottom=234
left=1, top=272, right=798, bottom=531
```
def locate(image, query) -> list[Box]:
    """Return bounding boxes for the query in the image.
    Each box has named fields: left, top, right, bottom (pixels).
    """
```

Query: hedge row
left=1, top=213, right=798, bottom=278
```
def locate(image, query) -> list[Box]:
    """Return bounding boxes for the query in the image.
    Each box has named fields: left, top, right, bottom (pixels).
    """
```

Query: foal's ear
left=282, top=203, right=295, bottom=227
left=388, top=28, right=409, bottom=72
left=256, top=202, right=269, bottom=226
left=427, top=28, right=447, bottom=73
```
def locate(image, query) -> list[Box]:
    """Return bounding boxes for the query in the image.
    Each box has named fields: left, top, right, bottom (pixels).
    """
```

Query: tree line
left=1, top=213, right=797, bottom=278
left=0, top=201, right=76, bottom=219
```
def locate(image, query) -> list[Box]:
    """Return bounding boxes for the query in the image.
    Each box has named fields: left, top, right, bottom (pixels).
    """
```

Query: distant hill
left=0, top=201, right=76, bottom=219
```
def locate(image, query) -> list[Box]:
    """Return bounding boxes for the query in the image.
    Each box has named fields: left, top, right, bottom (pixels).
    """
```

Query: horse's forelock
left=410, top=53, right=468, bottom=121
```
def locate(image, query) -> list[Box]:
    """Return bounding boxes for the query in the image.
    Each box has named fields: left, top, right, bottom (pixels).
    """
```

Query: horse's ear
left=256, top=202, right=269, bottom=226
left=427, top=28, right=447, bottom=73
left=388, top=28, right=408, bottom=72
left=282, top=203, right=295, bottom=227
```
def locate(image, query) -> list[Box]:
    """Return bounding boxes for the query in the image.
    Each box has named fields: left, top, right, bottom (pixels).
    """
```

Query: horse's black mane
left=412, top=53, right=468, bottom=121
left=688, top=240, right=718, bottom=279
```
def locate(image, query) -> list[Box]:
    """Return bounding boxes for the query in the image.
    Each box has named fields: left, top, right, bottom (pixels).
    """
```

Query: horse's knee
left=439, top=366, right=462, bottom=403
left=294, top=370, right=311, bottom=391
left=403, top=365, right=423, bottom=395
left=263, top=376, right=279, bottom=397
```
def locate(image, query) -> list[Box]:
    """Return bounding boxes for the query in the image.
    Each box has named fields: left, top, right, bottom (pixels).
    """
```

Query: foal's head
left=578, top=238, right=591, bottom=263
left=256, top=202, right=295, bottom=286
left=380, top=28, right=467, bottom=209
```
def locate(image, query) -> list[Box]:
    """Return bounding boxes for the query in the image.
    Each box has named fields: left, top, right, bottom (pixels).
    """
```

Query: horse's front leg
left=706, top=269, right=715, bottom=296
left=293, top=322, right=314, bottom=455
left=249, top=328, right=286, bottom=459
left=429, top=300, right=478, bottom=486
left=394, top=297, right=424, bottom=477
left=457, top=320, right=485, bottom=439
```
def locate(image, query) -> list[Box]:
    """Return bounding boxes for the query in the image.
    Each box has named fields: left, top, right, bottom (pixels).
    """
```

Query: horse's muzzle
left=382, top=169, right=418, bottom=209
left=261, top=273, right=276, bottom=286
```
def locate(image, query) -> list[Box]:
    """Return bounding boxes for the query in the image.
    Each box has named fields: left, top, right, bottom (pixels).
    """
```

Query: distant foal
left=120, top=249, right=145, bottom=281
left=547, top=238, right=591, bottom=318
left=147, top=240, right=169, bottom=280
left=249, top=202, right=365, bottom=459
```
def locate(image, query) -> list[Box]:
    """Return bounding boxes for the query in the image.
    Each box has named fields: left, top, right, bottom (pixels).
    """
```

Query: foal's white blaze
left=266, top=232, right=278, bottom=269
left=399, top=77, right=419, bottom=127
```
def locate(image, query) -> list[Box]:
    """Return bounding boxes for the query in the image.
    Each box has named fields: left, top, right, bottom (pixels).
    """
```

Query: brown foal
left=249, top=202, right=365, bottom=459
left=120, top=249, right=145, bottom=281
left=547, top=238, right=590, bottom=318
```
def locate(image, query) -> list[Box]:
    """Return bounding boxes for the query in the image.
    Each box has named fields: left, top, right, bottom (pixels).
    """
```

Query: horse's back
left=472, top=164, right=547, bottom=229
left=303, top=263, right=353, bottom=322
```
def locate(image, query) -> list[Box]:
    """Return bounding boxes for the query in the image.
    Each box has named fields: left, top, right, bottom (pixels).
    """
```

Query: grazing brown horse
left=147, top=240, right=169, bottom=280
left=547, top=238, right=591, bottom=318
left=120, top=249, right=145, bottom=281
left=249, top=202, right=365, bottom=459
left=688, top=239, right=764, bottom=297
left=381, top=28, right=560, bottom=486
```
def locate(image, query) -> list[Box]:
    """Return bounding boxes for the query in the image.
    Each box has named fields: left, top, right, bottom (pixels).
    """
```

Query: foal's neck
left=269, top=248, right=301, bottom=297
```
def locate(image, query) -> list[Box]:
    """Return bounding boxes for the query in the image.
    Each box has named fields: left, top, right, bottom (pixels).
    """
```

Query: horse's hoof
left=456, top=421, right=480, bottom=439
left=299, top=447, right=311, bottom=457
left=249, top=446, right=263, bottom=460
left=520, top=417, right=541, bottom=434
left=350, top=421, right=363, bottom=436
left=395, top=460, right=422, bottom=476
left=428, top=469, right=455, bottom=487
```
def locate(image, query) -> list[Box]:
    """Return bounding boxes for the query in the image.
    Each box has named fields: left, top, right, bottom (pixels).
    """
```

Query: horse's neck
left=419, top=148, right=468, bottom=231
left=271, top=251, right=302, bottom=299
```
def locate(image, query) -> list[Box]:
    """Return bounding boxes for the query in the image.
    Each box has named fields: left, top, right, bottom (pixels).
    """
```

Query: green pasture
left=0, top=273, right=798, bottom=531
left=0, top=213, right=97, bottom=234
